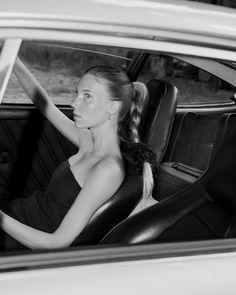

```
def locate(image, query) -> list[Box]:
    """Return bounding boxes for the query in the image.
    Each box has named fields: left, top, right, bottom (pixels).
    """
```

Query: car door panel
left=156, top=111, right=236, bottom=200
left=0, top=106, right=76, bottom=196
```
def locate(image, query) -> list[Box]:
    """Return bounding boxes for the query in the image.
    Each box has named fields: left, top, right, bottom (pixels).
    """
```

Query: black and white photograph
left=0, top=0, right=236, bottom=294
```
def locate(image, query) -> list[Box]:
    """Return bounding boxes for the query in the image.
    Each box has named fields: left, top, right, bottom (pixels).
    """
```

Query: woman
left=0, top=58, right=157, bottom=251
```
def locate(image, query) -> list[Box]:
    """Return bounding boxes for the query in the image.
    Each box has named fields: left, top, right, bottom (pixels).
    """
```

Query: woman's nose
left=71, top=98, right=80, bottom=109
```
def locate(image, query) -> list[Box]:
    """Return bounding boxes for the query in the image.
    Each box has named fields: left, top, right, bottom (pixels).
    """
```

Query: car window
left=137, top=54, right=235, bottom=106
left=3, top=42, right=134, bottom=105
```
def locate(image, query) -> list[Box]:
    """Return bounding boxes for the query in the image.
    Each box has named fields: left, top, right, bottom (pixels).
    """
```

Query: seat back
left=72, top=174, right=143, bottom=246
left=164, top=112, right=229, bottom=171
left=140, top=79, right=178, bottom=164
left=155, top=113, right=233, bottom=200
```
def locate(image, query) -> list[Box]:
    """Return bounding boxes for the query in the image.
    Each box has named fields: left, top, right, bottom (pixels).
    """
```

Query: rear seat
left=155, top=112, right=236, bottom=201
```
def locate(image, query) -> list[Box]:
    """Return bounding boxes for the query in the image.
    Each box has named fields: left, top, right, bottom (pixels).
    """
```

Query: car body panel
left=1, top=250, right=236, bottom=295
left=0, top=0, right=236, bottom=60
left=1, top=239, right=236, bottom=294
left=0, top=0, right=236, bottom=41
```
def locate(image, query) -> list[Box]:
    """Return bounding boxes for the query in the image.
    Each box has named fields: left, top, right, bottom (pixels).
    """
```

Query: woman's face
left=71, top=73, right=113, bottom=129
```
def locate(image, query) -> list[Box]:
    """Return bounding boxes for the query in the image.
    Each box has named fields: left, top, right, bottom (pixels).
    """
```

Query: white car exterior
left=0, top=0, right=236, bottom=60
left=0, top=0, right=236, bottom=294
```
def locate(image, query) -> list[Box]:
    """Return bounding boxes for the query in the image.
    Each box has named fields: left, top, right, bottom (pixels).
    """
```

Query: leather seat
left=100, top=114, right=236, bottom=244
left=140, top=79, right=178, bottom=164
left=72, top=80, right=178, bottom=246
left=155, top=112, right=233, bottom=201
left=72, top=174, right=143, bottom=246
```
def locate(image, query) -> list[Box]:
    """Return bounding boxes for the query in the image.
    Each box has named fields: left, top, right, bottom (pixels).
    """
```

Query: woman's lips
left=74, top=115, right=82, bottom=119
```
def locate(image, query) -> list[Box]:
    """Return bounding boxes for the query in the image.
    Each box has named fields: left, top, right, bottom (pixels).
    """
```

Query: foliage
left=19, top=42, right=130, bottom=76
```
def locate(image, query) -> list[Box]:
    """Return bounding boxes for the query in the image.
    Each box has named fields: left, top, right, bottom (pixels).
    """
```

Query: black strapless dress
left=0, top=160, right=81, bottom=251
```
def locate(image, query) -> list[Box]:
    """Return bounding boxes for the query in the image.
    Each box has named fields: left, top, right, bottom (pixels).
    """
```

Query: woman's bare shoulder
left=101, top=155, right=124, bottom=173
left=90, top=156, right=125, bottom=185
left=78, top=156, right=125, bottom=207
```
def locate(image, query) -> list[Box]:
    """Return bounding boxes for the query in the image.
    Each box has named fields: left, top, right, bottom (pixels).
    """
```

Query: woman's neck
left=89, top=120, right=120, bottom=157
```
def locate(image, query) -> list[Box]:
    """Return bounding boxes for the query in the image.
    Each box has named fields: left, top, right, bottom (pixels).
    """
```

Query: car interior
left=1, top=42, right=236, bottom=251
left=102, top=113, right=236, bottom=244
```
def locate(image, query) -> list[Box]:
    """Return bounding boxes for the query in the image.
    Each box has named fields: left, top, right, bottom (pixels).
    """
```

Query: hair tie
left=120, top=139, right=158, bottom=176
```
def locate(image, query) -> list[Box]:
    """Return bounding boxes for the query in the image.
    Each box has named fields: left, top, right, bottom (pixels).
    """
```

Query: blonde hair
left=84, top=66, right=155, bottom=199
left=129, top=82, right=154, bottom=199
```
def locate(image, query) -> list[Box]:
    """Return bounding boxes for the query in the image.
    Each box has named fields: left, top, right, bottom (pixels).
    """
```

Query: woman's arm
left=13, top=58, right=91, bottom=148
left=0, top=158, right=124, bottom=250
left=0, top=211, right=53, bottom=250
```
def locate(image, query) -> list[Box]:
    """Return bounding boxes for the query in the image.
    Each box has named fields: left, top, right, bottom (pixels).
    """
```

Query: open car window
left=3, top=42, right=135, bottom=105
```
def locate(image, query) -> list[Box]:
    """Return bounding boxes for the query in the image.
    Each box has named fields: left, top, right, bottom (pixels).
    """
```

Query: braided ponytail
left=129, top=82, right=147, bottom=143
left=129, top=82, right=154, bottom=200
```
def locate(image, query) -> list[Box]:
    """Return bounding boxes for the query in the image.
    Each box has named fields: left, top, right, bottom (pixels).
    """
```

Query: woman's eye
left=84, top=93, right=91, bottom=99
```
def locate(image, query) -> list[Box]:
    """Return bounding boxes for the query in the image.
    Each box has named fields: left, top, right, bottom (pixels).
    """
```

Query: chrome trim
left=177, top=104, right=236, bottom=114
left=1, top=239, right=236, bottom=272
left=35, top=42, right=132, bottom=61
left=178, top=101, right=235, bottom=109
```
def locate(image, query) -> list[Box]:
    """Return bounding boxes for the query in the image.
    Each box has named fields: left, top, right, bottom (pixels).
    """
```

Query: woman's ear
left=108, top=101, right=121, bottom=115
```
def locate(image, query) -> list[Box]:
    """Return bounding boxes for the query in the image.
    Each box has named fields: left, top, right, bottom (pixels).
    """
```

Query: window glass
left=3, top=42, right=134, bottom=105
left=138, top=54, right=235, bottom=105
